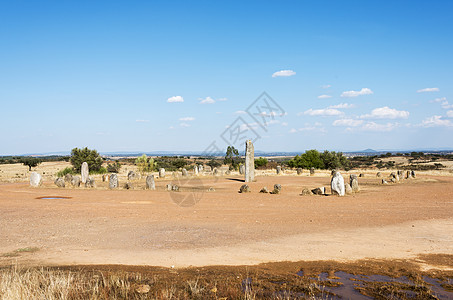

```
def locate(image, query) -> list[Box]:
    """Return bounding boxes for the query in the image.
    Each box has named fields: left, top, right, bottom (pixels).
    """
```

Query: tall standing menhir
left=244, top=140, right=255, bottom=182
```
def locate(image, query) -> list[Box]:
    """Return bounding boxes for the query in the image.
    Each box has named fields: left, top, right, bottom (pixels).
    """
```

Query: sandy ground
left=1, top=169, right=453, bottom=270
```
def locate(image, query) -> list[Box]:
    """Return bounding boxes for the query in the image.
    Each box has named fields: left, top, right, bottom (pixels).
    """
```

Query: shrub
left=107, top=162, right=121, bottom=173
left=70, top=147, right=103, bottom=172
left=19, top=157, right=42, bottom=171
left=254, top=157, right=268, bottom=168
left=56, top=167, right=75, bottom=177
left=135, top=155, right=156, bottom=174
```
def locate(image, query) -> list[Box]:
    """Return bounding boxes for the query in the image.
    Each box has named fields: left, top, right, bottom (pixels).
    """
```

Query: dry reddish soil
left=1, top=174, right=453, bottom=270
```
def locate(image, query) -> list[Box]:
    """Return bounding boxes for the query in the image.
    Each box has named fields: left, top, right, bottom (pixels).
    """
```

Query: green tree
left=20, top=157, right=42, bottom=171
left=320, top=151, right=350, bottom=170
left=70, top=147, right=103, bottom=172
left=135, top=155, right=156, bottom=174
left=287, top=150, right=324, bottom=169
left=224, top=146, right=240, bottom=170
left=254, top=157, right=268, bottom=168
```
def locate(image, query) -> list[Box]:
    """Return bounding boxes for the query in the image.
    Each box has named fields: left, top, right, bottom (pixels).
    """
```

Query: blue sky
left=1, top=1, right=452, bottom=155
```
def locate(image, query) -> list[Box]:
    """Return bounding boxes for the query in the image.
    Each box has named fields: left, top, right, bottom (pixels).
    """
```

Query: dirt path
left=1, top=174, right=452, bottom=268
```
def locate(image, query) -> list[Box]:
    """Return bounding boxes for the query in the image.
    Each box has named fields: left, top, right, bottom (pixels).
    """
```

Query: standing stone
left=239, top=164, right=245, bottom=175
left=213, top=168, right=218, bottom=175
left=239, top=184, right=251, bottom=193
left=390, top=172, right=399, bottom=182
left=350, top=174, right=360, bottom=193
left=182, top=168, right=188, bottom=176
left=109, top=173, right=118, bottom=189
left=296, top=168, right=303, bottom=175
left=54, top=177, right=65, bottom=188
left=194, top=166, right=198, bottom=175
left=244, top=140, right=255, bottom=182
left=331, top=171, right=345, bottom=196
left=311, top=187, right=325, bottom=195
left=85, top=177, right=95, bottom=188
left=71, top=176, right=81, bottom=187
left=81, top=162, right=89, bottom=184
left=166, top=184, right=172, bottom=191
left=344, top=183, right=353, bottom=195
left=159, top=168, right=166, bottom=178
left=397, top=170, right=403, bottom=178
left=411, top=170, right=416, bottom=178
left=146, top=175, right=155, bottom=190
left=310, top=168, right=315, bottom=176
left=406, top=170, right=412, bottom=179
left=64, top=174, right=73, bottom=183
left=30, top=172, right=42, bottom=187
left=376, top=172, right=382, bottom=178
left=128, top=171, right=138, bottom=180
left=301, top=188, right=313, bottom=196
left=359, top=173, right=365, bottom=178
left=276, top=166, right=282, bottom=175
left=259, top=187, right=269, bottom=193
left=382, top=179, right=388, bottom=184
left=198, top=165, right=203, bottom=173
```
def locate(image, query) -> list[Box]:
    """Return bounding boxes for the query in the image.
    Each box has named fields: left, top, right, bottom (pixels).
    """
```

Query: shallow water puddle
left=36, top=196, right=71, bottom=200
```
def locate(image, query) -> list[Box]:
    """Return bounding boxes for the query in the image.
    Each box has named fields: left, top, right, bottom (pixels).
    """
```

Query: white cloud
left=281, top=122, right=288, bottom=126
left=180, top=123, right=191, bottom=128
left=135, top=119, right=149, bottom=123
left=289, top=128, right=298, bottom=133
left=179, top=117, right=195, bottom=121
left=341, top=88, right=373, bottom=98
left=218, top=98, right=228, bottom=101
left=361, top=122, right=398, bottom=132
left=441, top=101, right=453, bottom=109
left=328, top=103, right=355, bottom=109
left=447, top=111, right=453, bottom=118
left=272, top=70, right=296, bottom=78
left=289, top=123, right=326, bottom=133
left=199, top=96, right=215, bottom=104
left=417, top=87, right=439, bottom=93
left=235, top=110, right=246, bottom=114
left=420, top=115, right=452, bottom=127
left=239, top=122, right=259, bottom=131
left=267, top=119, right=280, bottom=125
left=167, top=96, right=184, bottom=103
left=318, top=94, right=332, bottom=99
left=332, top=118, right=363, bottom=127
left=321, top=84, right=331, bottom=89
left=303, top=108, right=344, bottom=116
left=361, top=106, right=409, bottom=119
left=432, top=97, right=446, bottom=103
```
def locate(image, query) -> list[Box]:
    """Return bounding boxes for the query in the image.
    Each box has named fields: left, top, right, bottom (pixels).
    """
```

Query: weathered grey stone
left=146, top=175, right=155, bottom=190
left=225, top=170, right=231, bottom=175
left=397, top=170, right=403, bottom=177
left=182, top=168, right=188, bottom=176
left=359, top=173, right=365, bottom=178
left=382, top=179, right=388, bottom=185
left=296, top=168, right=303, bottom=175
left=54, top=177, right=65, bottom=188
left=239, top=184, right=251, bottom=193
left=213, top=168, right=218, bottom=175
left=270, top=184, right=282, bottom=194
left=276, top=166, right=282, bottom=175
left=171, top=184, right=179, bottom=191
left=244, top=140, right=255, bottom=182
left=81, top=162, right=89, bottom=184
left=344, top=183, right=353, bottom=195
left=390, top=172, right=399, bottom=182
left=198, top=165, right=203, bottom=173
left=259, top=187, right=269, bottom=193
left=310, top=168, right=315, bottom=176
left=123, top=182, right=133, bottom=189
left=71, top=176, right=81, bottom=187
left=85, top=177, right=95, bottom=188
left=376, top=172, right=382, bottom=178
left=301, top=188, right=313, bottom=196
left=166, top=184, right=172, bottom=191
left=194, top=165, right=199, bottom=175
left=390, top=177, right=397, bottom=183
left=159, top=168, right=166, bottom=178
left=64, top=174, right=73, bottom=183
left=109, top=173, right=118, bottom=189
left=406, top=170, right=412, bottom=179
left=30, top=172, right=42, bottom=187
left=411, top=170, right=416, bottom=178
left=331, top=172, right=345, bottom=196
left=350, top=174, right=360, bottom=193
left=102, top=174, right=108, bottom=182
left=127, top=171, right=138, bottom=180
left=239, top=165, right=245, bottom=175
left=207, top=187, right=215, bottom=192
left=311, top=187, right=325, bottom=195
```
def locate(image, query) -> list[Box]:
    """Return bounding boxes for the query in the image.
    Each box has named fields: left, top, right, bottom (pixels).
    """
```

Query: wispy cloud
left=431, top=97, right=446, bottom=103
left=317, top=94, right=332, bottom=99
left=360, top=106, right=409, bottom=119
left=302, top=108, right=343, bottom=116
left=235, top=110, right=246, bottom=114
left=417, top=87, right=439, bottom=93
left=180, top=122, right=191, bottom=128
left=272, top=70, right=296, bottom=78
left=361, top=122, right=398, bottom=132
left=447, top=111, right=453, bottom=118
left=136, top=119, right=149, bottom=123
left=199, top=96, right=215, bottom=104
left=420, top=115, right=452, bottom=127
left=167, top=95, right=184, bottom=103
left=328, top=103, right=355, bottom=109
left=332, top=118, right=363, bottom=127
left=341, top=88, right=373, bottom=98
left=217, top=97, right=228, bottom=101
left=289, top=122, right=326, bottom=133
left=179, top=117, right=195, bottom=121
left=321, top=84, right=331, bottom=89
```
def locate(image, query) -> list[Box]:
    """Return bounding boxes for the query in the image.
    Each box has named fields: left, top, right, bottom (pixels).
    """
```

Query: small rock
left=270, top=184, right=282, bottom=194
left=301, top=188, right=313, bottom=196
left=123, top=182, right=133, bottom=190
left=310, top=168, right=315, bottom=176
left=359, top=173, right=365, bottom=178
left=54, top=177, right=65, bottom=188
left=64, top=174, right=73, bottom=183
left=127, top=171, right=138, bottom=180
left=296, top=168, right=303, bottom=175
left=276, top=166, right=282, bottom=175
left=382, top=179, right=388, bottom=185
left=259, top=187, right=269, bottom=193
left=344, top=183, right=353, bottom=195
left=376, top=172, right=381, bottom=178
left=146, top=175, right=155, bottom=190
left=182, top=168, right=188, bottom=176
left=171, top=184, right=179, bottom=191
left=311, top=187, right=325, bottom=195
left=350, top=174, right=360, bottom=193
left=166, top=184, right=172, bottom=191
left=207, top=187, right=215, bottom=192
left=71, top=176, right=81, bottom=187
left=239, top=184, right=251, bottom=193
left=85, top=177, right=95, bottom=188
